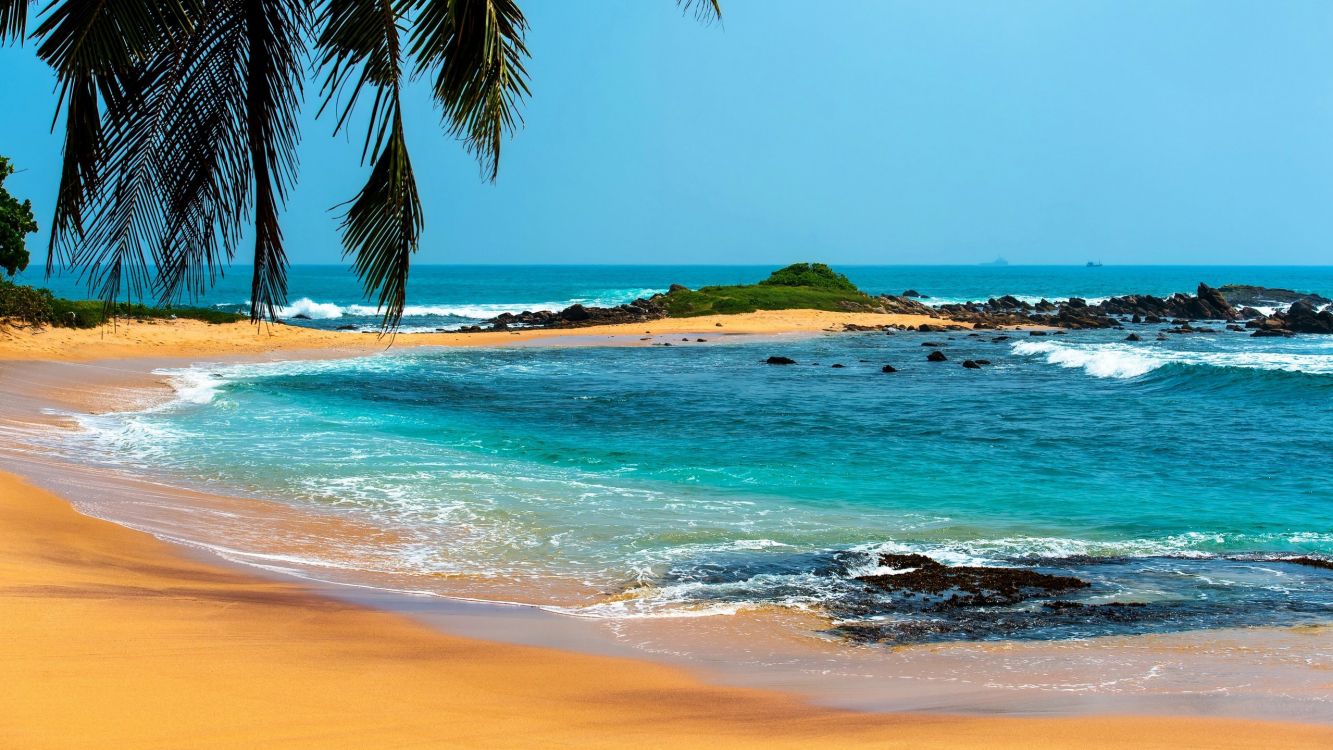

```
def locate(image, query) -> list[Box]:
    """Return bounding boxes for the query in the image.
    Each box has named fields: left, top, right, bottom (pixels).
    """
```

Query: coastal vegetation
left=664, top=263, right=878, bottom=317
left=0, top=279, right=244, bottom=329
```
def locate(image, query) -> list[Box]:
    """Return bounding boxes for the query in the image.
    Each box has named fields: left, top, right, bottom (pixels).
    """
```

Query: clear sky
left=3, top=0, right=1333, bottom=265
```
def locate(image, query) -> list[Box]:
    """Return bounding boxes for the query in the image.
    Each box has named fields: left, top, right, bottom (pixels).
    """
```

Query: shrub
left=2, top=279, right=245, bottom=328
left=757, top=263, right=860, bottom=293
left=0, top=278, right=54, bottom=325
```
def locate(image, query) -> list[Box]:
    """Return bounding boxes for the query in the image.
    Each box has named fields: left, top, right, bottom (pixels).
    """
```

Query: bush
left=663, top=263, right=875, bottom=317
left=757, top=263, right=860, bottom=293
left=0, top=278, right=55, bottom=325
left=2, top=279, right=245, bottom=328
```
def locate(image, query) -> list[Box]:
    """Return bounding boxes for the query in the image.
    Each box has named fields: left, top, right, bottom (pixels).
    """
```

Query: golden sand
left=0, top=309, right=948, bottom=361
left=1, top=472, right=1329, bottom=749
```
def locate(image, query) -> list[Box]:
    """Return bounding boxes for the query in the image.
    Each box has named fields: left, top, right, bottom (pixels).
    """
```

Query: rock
left=696, top=338, right=706, bottom=342
left=1251, top=329, right=1293, bottom=337
left=926, top=351, right=948, bottom=362
left=1282, top=300, right=1333, bottom=333
left=902, top=289, right=924, bottom=298
left=1225, top=324, right=1245, bottom=332
left=857, top=553, right=1090, bottom=607
left=559, top=304, right=591, bottom=322
left=336, top=324, right=358, bottom=331
left=1125, top=333, right=1142, bottom=341
left=881, top=364, right=898, bottom=373
left=1237, top=306, right=1264, bottom=320
left=831, top=363, right=846, bottom=368
left=668, top=283, right=690, bottom=293
left=1218, top=285, right=1332, bottom=308
left=1278, top=556, right=1333, bottom=570
left=766, top=356, right=797, bottom=365
left=1029, top=331, right=1047, bottom=336
left=1193, top=282, right=1235, bottom=320
left=962, top=360, right=981, bottom=369
left=291, top=313, right=312, bottom=320
left=974, top=359, right=991, bottom=365
left=921, top=341, right=942, bottom=347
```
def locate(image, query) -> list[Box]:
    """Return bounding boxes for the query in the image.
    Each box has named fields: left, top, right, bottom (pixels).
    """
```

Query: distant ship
left=1086, top=261, right=1104, bottom=267
left=980, top=256, right=1009, bottom=267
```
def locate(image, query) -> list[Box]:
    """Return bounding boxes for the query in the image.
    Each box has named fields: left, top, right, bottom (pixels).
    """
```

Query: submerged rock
left=880, top=364, right=898, bottom=373
left=962, top=360, right=981, bottom=369
left=926, top=350, right=948, bottom=362
left=765, top=356, right=797, bottom=365
left=857, top=553, right=1090, bottom=607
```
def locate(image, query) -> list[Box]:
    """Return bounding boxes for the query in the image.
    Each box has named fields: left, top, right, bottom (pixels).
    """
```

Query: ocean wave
left=259, top=287, right=666, bottom=322
left=1011, top=340, right=1333, bottom=379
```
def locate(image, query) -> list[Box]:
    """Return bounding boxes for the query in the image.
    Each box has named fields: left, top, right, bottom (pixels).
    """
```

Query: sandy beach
left=2, top=316, right=1331, bottom=748
left=0, top=309, right=950, bottom=361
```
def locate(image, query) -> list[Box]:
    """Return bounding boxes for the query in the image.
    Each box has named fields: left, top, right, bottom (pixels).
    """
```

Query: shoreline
left=6, top=470, right=1331, bottom=749
left=2, top=315, right=1332, bottom=745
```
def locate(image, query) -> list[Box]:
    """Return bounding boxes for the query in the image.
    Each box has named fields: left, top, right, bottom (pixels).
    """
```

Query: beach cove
left=3, top=312, right=1332, bottom=747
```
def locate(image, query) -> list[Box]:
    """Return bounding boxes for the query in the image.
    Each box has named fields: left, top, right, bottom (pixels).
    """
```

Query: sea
left=22, top=264, right=1333, bottom=646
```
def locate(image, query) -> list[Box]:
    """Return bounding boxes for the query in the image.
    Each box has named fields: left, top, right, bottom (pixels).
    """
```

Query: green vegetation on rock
left=664, top=263, right=875, bottom=317
left=756, top=263, right=860, bottom=293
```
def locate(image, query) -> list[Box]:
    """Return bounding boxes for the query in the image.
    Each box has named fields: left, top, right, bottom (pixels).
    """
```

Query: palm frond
left=1, top=0, right=31, bottom=42
left=34, top=0, right=196, bottom=303
left=317, top=0, right=421, bottom=329
left=342, top=117, right=420, bottom=330
left=409, top=0, right=530, bottom=181
left=678, top=0, right=722, bottom=23
left=155, top=0, right=253, bottom=304
left=242, top=0, right=308, bottom=322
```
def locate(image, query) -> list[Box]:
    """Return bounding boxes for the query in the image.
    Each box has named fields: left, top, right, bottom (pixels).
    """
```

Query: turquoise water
left=26, top=264, right=1333, bottom=331
left=68, top=273, right=1333, bottom=642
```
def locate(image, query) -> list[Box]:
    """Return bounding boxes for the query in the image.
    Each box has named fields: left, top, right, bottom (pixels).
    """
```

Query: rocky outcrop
left=1245, top=300, right=1333, bottom=335
left=857, top=553, right=1089, bottom=608
left=1098, top=283, right=1234, bottom=321
left=1217, top=285, right=1331, bottom=308
left=472, top=295, right=670, bottom=331
left=765, top=356, right=797, bottom=365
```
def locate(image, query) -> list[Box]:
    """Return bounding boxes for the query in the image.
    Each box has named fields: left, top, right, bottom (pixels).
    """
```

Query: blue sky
left=3, top=0, right=1333, bottom=265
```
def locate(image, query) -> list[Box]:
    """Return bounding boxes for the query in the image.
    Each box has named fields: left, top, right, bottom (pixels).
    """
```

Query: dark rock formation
left=902, top=289, right=924, bottom=298
left=962, top=360, right=981, bottom=369
left=926, top=350, right=948, bottom=362
left=1217, top=285, right=1332, bottom=308
left=1280, top=556, right=1333, bottom=570
left=1125, top=333, right=1142, bottom=341
left=857, top=553, right=1090, bottom=608
left=765, top=356, right=797, bottom=365
left=1244, top=300, right=1333, bottom=335
left=880, top=364, right=897, bottom=373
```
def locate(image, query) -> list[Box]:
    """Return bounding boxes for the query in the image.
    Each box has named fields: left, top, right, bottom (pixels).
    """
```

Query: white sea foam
left=1011, top=340, right=1161, bottom=378
left=1011, top=340, right=1333, bottom=378
left=268, top=288, right=666, bottom=322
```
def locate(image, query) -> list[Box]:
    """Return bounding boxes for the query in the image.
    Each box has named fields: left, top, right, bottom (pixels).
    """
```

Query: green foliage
left=0, top=278, right=56, bottom=325
left=0, top=278, right=244, bottom=329
left=757, top=263, right=860, bottom=293
left=0, top=156, right=38, bottom=277
left=664, top=266, right=874, bottom=317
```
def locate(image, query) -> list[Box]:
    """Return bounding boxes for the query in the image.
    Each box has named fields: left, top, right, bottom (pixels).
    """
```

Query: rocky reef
left=461, top=278, right=1333, bottom=336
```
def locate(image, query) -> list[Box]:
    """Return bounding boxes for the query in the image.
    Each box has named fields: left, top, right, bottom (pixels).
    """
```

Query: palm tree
left=0, top=0, right=721, bottom=327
